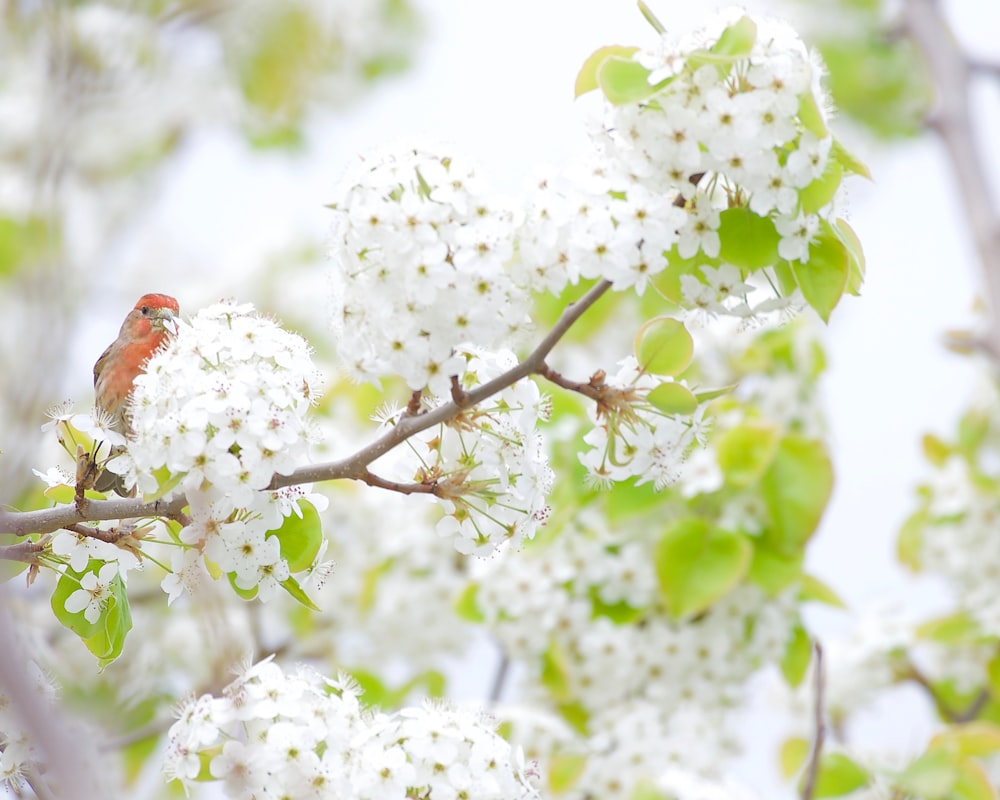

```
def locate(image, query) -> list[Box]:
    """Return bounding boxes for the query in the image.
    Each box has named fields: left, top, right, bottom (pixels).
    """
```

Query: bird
left=92, top=293, right=180, bottom=494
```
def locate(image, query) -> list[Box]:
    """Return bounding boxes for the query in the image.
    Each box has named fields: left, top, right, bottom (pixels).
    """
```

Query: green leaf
left=712, top=16, right=757, bottom=59
left=634, top=317, right=694, bottom=376
left=597, top=55, right=657, bottom=105
left=957, top=409, right=990, bottom=459
left=818, top=38, right=931, bottom=138
left=761, top=435, right=834, bottom=554
left=916, top=611, right=983, bottom=645
left=799, top=574, right=847, bottom=608
left=800, top=159, right=844, bottom=214
left=749, top=541, right=804, bottom=595
left=555, top=701, right=590, bottom=736
left=931, top=723, right=1000, bottom=758
left=812, top=753, right=870, bottom=798
left=455, top=583, right=486, bottom=623
left=831, top=138, right=872, bottom=180
left=780, top=737, right=810, bottom=779
left=549, top=753, right=587, bottom=795
left=798, top=90, right=829, bottom=138
left=629, top=780, right=671, bottom=800
left=780, top=624, right=812, bottom=688
left=898, top=510, right=927, bottom=571
left=654, top=519, right=752, bottom=618
left=687, top=16, right=757, bottom=74
left=694, top=384, right=737, bottom=403
left=272, top=500, right=323, bottom=572
left=590, top=588, right=645, bottom=624
left=281, top=575, right=320, bottom=611
left=227, top=572, right=259, bottom=601
left=716, top=423, right=781, bottom=487
left=953, top=759, right=994, bottom=800
left=646, top=382, right=698, bottom=415
left=790, top=222, right=850, bottom=322
left=834, top=218, right=866, bottom=296
left=51, top=560, right=132, bottom=668
left=897, top=750, right=958, bottom=799
left=717, top=208, right=780, bottom=268
left=541, top=639, right=573, bottom=703
left=653, top=247, right=716, bottom=303
left=575, top=46, right=640, bottom=97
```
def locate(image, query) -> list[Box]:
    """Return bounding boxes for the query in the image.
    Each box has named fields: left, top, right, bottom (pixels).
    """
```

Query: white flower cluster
left=477, top=525, right=795, bottom=718
left=600, top=11, right=834, bottom=253
left=378, top=349, right=553, bottom=556
left=304, top=490, right=474, bottom=671
left=118, top=300, right=318, bottom=501
left=476, top=526, right=795, bottom=796
left=164, top=659, right=539, bottom=800
left=513, top=163, right=687, bottom=294
left=329, top=148, right=529, bottom=391
left=579, top=356, right=707, bottom=489
left=166, top=484, right=329, bottom=604
left=917, top=455, right=1000, bottom=637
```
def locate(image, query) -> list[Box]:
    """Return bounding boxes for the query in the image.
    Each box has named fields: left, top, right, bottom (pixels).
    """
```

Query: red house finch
left=92, top=293, right=179, bottom=493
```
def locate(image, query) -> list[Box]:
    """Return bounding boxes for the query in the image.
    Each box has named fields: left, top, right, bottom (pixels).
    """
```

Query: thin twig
left=360, top=470, right=439, bottom=496
left=801, top=641, right=826, bottom=800
left=535, top=362, right=607, bottom=403
left=0, top=280, right=611, bottom=539
left=905, top=663, right=989, bottom=722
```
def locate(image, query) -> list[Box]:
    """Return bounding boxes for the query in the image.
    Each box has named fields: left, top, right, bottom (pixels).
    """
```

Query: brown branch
left=360, top=470, right=439, bottom=496
left=0, top=538, right=47, bottom=564
left=0, top=280, right=612, bottom=538
left=903, top=0, right=1000, bottom=354
left=905, top=663, right=990, bottom=722
left=268, top=279, right=612, bottom=488
left=450, top=375, right=470, bottom=407
left=801, top=641, right=826, bottom=800
left=536, top=362, right=607, bottom=402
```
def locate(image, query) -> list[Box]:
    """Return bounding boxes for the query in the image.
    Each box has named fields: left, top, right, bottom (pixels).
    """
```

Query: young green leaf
left=718, top=208, right=781, bottom=268
left=761, top=435, right=834, bottom=554
left=575, top=45, right=640, bottom=97
left=791, top=222, right=850, bottom=322
left=655, top=518, right=752, bottom=618
left=716, top=422, right=781, bottom=487
left=646, top=382, right=698, bottom=415
left=634, top=317, right=694, bottom=376
left=272, top=500, right=323, bottom=572
left=597, top=55, right=658, bottom=105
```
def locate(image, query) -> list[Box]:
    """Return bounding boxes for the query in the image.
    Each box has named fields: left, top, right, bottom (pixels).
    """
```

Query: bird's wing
left=93, top=342, right=115, bottom=387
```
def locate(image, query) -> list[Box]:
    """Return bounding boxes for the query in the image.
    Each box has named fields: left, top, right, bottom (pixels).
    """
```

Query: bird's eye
left=141, top=306, right=149, bottom=315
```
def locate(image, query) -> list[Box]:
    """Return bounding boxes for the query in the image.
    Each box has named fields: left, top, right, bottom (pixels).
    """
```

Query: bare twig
left=0, top=279, right=612, bottom=540
left=449, top=375, right=469, bottom=407
left=360, top=470, right=439, bottom=496
left=903, top=0, right=1000, bottom=354
left=905, top=663, right=989, bottom=722
left=801, top=641, right=826, bottom=800
left=536, top=362, right=608, bottom=403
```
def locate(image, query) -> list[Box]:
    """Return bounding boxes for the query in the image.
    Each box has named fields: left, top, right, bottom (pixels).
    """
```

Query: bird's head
left=132, top=293, right=180, bottom=332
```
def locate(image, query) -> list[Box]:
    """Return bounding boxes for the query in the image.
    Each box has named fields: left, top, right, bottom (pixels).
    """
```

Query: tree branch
left=801, top=641, right=826, bottom=800
left=0, top=538, right=47, bottom=564
left=903, top=0, right=1000, bottom=354
left=905, top=662, right=990, bottom=722
left=0, top=280, right=612, bottom=538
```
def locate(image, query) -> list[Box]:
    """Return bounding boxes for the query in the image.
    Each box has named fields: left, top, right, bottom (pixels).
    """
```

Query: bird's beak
left=151, top=307, right=177, bottom=331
